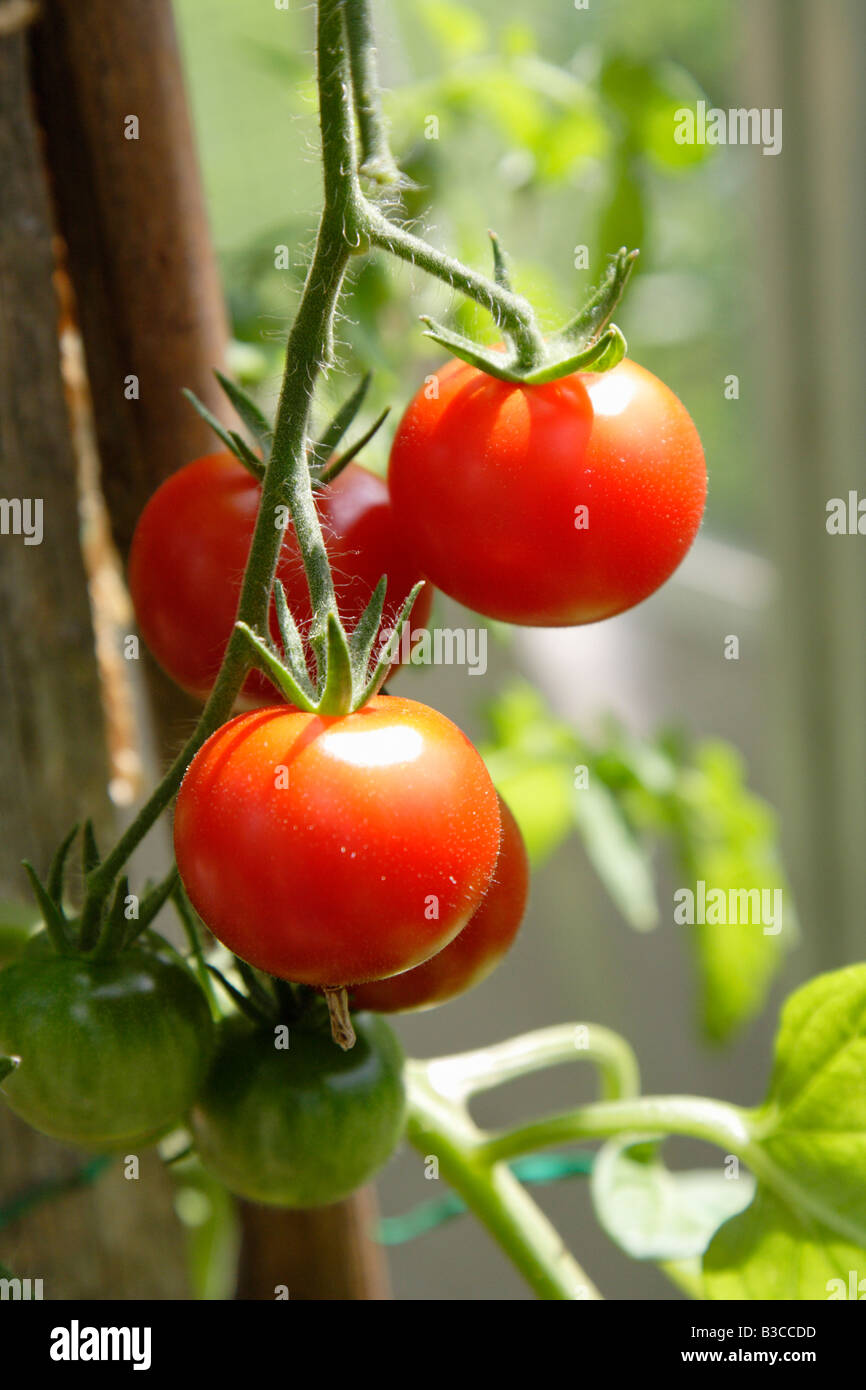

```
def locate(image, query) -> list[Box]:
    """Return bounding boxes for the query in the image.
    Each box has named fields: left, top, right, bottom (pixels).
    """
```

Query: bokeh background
left=164, top=0, right=865, bottom=1299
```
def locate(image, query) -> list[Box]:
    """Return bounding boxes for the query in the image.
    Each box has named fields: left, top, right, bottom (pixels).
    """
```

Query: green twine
left=377, top=1150, right=596, bottom=1246
left=0, top=1150, right=595, bottom=1247
left=0, top=1155, right=113, bottom=1231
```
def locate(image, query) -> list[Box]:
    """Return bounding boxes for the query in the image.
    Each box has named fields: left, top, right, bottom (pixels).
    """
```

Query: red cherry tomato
left=388, top=357, right=706, bottom=625
left=173, top=696, right=502, bottom=986
left=351, top=795, right=528, bottom=1012
left=128, top=454, right=432, bottom=702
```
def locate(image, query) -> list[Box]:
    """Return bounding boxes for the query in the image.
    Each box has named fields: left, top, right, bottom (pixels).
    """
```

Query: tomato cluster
left=1, top=353, right=704, bottom=1209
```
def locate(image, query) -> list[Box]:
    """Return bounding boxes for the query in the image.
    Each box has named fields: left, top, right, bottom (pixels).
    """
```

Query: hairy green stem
left=362, top=202, right=545, bottom=369
left=80, top=0, right=358, bottom=927
left=76, top=0, right=579, bottom=937
left=343, top=0, right=400, bottom=182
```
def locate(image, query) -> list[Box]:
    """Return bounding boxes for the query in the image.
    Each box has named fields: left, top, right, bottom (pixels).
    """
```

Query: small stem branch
left=264, top=0, right=359, bottom=654
left=343, top=0, right=400, bottom=182
left=477, top=1095, right=755, bottom=1167
left=362, top=202, right=546, bottom=370
left=422, top=1024, right=640, bottom=1105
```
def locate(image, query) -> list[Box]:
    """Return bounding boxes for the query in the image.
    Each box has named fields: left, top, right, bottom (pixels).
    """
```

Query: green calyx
left=421, top=244, right=638, bottom=385
left=207, top=962, right=356, bottom=1052
left=22, top=824, right=178, bottom=963
left=235, top=573, right=423, bottom=717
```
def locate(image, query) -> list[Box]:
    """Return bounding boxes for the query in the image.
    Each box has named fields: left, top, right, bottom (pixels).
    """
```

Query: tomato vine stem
left=402, top=1029, right=761, bottom=1300
left=402, top=1025, right=643, bottom=1299
left=79, top=0, right=629, bottom=922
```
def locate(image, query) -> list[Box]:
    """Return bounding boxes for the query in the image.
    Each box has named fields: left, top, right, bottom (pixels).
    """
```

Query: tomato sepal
left=353, top=578, right=425, bottom=707
left=182, top=388, right=265, bottom=481
left=420, top=245, right=638, bottom=385
left=234, top=620, right=320, bottom=711
left=518, top=325, right=627, bottom=384
left=319, top=406, right=391, bottom=484
left=557, top=247, right=639, bottom=347
left=317, top=612, right=355, bottom=714
left=21, top=860, right=72, bottom=955
left=308, top=371, right=371, bottom=471
left=213, top=370, right=273, bottom=457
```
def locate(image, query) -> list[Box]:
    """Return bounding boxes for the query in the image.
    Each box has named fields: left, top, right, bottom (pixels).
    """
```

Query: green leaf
left=206, top=965, right=268, bottom=1025
left=485, top=759, right=574, bottom=867
left=639, top=62, right=714, bottom=173
left=419, top=317, right=524, bottom=380
left=704, top=1188, right=866, bottom=1301
left=520, top=325, right=627, bottom=383
left=705, top=965, right=866, bottom=1298
left=488, top=230, right=513, bottom=291
left=598, top=155, right=646, bottom=278
left=676, top=742, right=793, bottom=1041
left=481, top=683, right=792, bottom=1030
left=600, top=54, right=711, bottom=172
left=558, top=247, right=638, bottom=347
left=759, top=965, right=866, bottom=1233
left=592, top=1137, right=755, bottom=1262
left=571, top=778, right=659, bottom=932
left=93, top=875, right=131, bottom=959
left=691, top=908, right=786, bottom=1046
left=416, top=0, right=488, bottom=59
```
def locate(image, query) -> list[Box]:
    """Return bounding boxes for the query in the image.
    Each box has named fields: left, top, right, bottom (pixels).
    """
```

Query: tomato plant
left=191, top=1011, right=405, bottom=1207
left=388, top=357, right=707, bottom=625
left=352, top=795, right=528, bottom=1012
left=128, top=454, right=432, bottom=702
left=5, top=0, right=857, bottom=1317
left=173, top=696, right=502, bottom=987
left=0, top=932, right=213, bottom=1149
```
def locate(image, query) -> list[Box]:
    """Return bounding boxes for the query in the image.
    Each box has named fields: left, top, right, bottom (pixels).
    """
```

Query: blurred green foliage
left=176, top=0, right=759, bottom=541
left=482, top=683, right=792, bottom=1043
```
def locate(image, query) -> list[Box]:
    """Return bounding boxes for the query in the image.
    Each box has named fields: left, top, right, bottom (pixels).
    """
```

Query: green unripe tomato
left=191, top=1012, right=406, bottom=1208
left=0, top=932, right=213, bottom=1149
